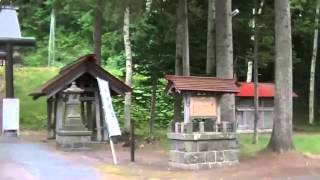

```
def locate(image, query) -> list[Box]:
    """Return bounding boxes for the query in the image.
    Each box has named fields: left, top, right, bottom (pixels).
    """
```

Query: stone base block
left=168, top=132, right=239, bottom=170
left=56, top=130, right=92, bottom=151
left=169, top=161, right=239, bottom=170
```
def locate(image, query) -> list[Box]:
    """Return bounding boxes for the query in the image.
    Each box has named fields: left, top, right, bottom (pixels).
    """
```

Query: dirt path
left=0, top=135, right=101, bottom=180
left=4, top=131, right=320, bottom=180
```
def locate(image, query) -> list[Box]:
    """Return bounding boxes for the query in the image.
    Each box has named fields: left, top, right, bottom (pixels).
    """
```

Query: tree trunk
left=149, top=77, right=158, bottom=135
left=206, top=0, right=215, bottom=76
left=215, top=0, right=235, bottom=123
left=48, top=8, right=56, bottom=66
left=268, top=0, right=294, bottom=152
left=180, top=0, right=190, bottom=76
left=93, top=0, right=102, bottom=65
left=123, top=6, right=133, bottom=133
left=309, top=0, right=320, bottom=125
left=252, top=0, right=259, bottom=144
left=174, top=0, right=183, bottom=122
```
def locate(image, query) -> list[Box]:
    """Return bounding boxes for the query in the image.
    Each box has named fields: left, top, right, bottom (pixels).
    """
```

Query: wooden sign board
left=190, top=97, right=217, bottom=118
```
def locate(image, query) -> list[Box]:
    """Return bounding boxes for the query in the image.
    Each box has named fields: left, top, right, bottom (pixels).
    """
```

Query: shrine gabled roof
left=236, top=82, right=298, bottom=98
left=29, top=54, right=132, bottom=99
left=165, top=75, right=239, bottom=94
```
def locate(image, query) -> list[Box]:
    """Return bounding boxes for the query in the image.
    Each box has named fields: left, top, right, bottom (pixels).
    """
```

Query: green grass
left=0, top=67, right=59, bottom=129
left=239, top=133, right=320, bottom=157
left=154, top=131, right=320, bottom=158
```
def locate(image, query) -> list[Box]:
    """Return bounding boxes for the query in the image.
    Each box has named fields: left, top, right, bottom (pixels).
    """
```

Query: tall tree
left=174, top=0, right=183, bottom=122
left=215, top=0, right=235, bottom=123
left=48, top=8, right=56, bottom=66
left=123, top=6, right=133, bottom=134
left=93, top=0, right=102, bottom=65
left=206, top=0, right=215, bottom=76
left=268, top=0, right=294, bottom=152
left=181, top=0, right=190, bottom=76
left=309, top=0, right=320, bottom=125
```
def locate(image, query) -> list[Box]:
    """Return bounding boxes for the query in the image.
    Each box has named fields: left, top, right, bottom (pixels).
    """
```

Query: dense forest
left=1, top=0, right=320, bottom=131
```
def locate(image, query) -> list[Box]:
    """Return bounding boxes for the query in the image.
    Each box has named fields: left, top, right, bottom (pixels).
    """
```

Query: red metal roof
left=165, top=75, right=239, bottom=93
left=236, top=82, right=297, bottom=97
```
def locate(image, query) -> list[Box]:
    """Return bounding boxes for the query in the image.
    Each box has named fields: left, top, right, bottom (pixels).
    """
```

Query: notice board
left=2, top=98, right=19, bottom=134
left=97, top=78, right=121, bottom=137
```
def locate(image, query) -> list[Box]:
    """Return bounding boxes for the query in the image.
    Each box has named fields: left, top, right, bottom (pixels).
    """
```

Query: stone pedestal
left=168, top=132, right=239, bottom=170
left=56, top=130, right=91, bottom=150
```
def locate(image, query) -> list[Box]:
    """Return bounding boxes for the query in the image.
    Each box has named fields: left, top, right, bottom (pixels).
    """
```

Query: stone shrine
left=165, top=75, right=240, bottom=170
left=56, top=82, right=91, bottom=150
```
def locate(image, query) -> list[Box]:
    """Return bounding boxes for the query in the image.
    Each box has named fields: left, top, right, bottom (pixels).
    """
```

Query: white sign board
left=97, top=78, right=121, bottom=137
left=2, top=98, right=19, bottom=135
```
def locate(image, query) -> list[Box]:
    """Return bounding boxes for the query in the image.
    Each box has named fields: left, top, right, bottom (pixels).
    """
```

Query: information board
left=2, top=98, right=19, bottom=134
left=97, top=78, right=121, bottom=137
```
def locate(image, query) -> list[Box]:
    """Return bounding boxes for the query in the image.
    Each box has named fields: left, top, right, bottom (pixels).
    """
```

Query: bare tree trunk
left=215, top=0, right=235, bottom=123
left=180, top=0, right=190, bottom=76
left=309, top=0, right=320, bottom=125
left=48, top=8, right=56, bottom=66
left=174, top=0, right=183, bottom=122
left=268, top=0, right=294, bottom=152
left=93, top=0, right=102, bottom=65
left=149, top=77, right=157, bottom=135
left=123, top=6, right=132, bottom=133
left=146, top=0, right=152, bottom=13
left=253, top=0, right=259, bottom=144
left=206, top=0, right=215, bottom=76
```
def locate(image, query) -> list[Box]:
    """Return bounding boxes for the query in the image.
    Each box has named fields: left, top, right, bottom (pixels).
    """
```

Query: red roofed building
left=235, top=82, right=297, bottom=132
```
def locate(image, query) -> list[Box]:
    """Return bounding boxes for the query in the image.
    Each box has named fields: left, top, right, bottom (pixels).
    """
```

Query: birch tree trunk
left=206, top=0, right=215, bottom=76
left=174, top=0, right=183, bottom=122
left=215, top=0, right=235, bottom=123
left=268, top=0, right=294, bottom=152
left=309, top=0, right=320, bottom=125
left=48, top=8, right=56, bottom=66
left=123, top=6, right=133, bottom=133
left=93, top=0, right=102, bottom=65
left=181, top=0, right=190, bottom=76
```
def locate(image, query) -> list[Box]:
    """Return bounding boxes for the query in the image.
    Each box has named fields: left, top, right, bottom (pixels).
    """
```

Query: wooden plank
left=47, top=98, right=53, bottom=139
left=5, top=44, right=13, bottom=98
left=95, top=92, right=102, bottom=141
left=183, top=94, right=190, bottom=123
left=55, top=94, right=64, bottom=132
left=53, top=97, right=57, bottom=138
left=87, top=101, right=93, bottom=131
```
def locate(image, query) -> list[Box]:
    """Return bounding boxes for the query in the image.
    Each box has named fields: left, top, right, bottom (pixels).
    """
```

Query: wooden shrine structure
left=165, top=75, right=240, bottom=170
left=30, top=54, right=131, bottom=146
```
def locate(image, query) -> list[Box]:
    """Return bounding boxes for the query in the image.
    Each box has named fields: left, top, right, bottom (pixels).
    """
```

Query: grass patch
left=240, top=133, right=320, bottom=157
left=156, top=131, right=320, bottom=158
left=14, top=67, right=58, bottom=129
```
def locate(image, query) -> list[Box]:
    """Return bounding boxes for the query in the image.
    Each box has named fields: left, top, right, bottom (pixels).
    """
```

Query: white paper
left=97, top=78, right=121, bottom=137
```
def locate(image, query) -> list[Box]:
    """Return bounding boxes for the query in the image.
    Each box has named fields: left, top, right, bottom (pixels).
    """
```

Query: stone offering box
left=165, top=75, right=240, bottom=170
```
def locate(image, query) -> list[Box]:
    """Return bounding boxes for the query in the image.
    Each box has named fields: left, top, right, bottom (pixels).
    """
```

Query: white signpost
left=2, top=98, right=19, bottom=135
left=97, top=78, right=121, bottom=165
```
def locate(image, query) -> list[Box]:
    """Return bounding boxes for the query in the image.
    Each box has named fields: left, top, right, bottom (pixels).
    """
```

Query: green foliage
left=14, top=67, right=59, bottom=129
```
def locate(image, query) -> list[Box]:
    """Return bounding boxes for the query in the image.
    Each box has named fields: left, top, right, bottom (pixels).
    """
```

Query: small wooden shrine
left=30, top=54, right=131, bottom=150
left=165, top=75, right=240, bottom=170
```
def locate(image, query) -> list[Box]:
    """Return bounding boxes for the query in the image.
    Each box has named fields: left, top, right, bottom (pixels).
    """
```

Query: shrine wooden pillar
left=46, top=97, right=55, bottom=139
left=5, top=44, right=13, bottom=97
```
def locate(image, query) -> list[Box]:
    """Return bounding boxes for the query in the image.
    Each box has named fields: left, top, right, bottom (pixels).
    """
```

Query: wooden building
left=30, top=54, right=131, bottom=142
left=165, top=75, right=239, bottom=124
left=236, top=82, right=297, bottom=132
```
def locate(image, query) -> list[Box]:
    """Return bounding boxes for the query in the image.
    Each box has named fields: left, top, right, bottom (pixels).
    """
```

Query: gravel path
left=0, top=136, right=100, bottom=180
